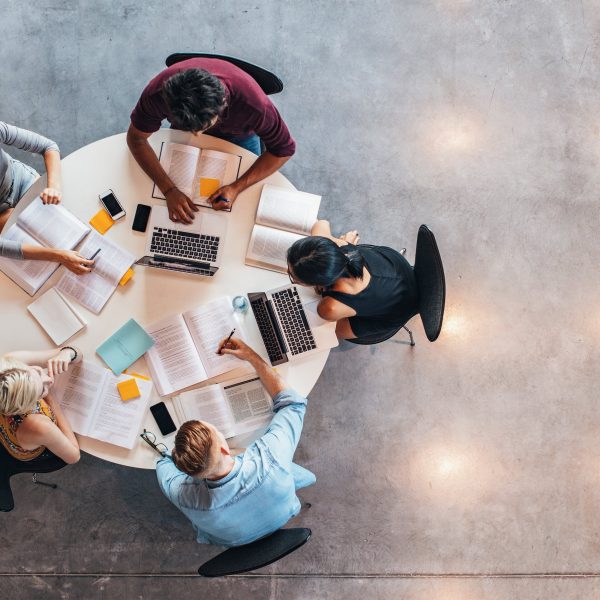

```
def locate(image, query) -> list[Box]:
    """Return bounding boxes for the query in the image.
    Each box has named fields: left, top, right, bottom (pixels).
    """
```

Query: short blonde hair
left=172, top=420, right=215, bottom=477
left=0, top=357, right=40, bottom=416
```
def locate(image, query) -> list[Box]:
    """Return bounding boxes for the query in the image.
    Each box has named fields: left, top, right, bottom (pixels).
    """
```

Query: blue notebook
left=96, top=318, right=155, bottom=375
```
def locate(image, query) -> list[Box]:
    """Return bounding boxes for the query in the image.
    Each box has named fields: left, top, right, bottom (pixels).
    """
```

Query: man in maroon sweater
left=127, top=58, right=296, bottom=223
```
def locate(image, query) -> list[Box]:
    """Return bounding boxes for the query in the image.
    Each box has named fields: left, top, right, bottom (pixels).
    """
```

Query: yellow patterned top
left=0, top=399, right=56, bottom=460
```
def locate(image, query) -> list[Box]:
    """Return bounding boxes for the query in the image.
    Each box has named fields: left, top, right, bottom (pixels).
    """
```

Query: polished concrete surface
left=1, top=1, right=600, bottom=598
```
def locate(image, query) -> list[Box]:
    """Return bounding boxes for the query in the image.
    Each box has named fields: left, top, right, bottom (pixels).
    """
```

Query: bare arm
left=40, top=149, right=62, bottom=204
left=217, top=338, right=286, bottom=398
left=311, top=219, right=349, bottom=246
left=21, top=245, right=94, bottom=274
left=6, top=346, right=82, bottom=368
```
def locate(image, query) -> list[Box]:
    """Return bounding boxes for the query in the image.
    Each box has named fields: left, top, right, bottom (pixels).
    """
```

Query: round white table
left=0, top=129, right=330, bottom=469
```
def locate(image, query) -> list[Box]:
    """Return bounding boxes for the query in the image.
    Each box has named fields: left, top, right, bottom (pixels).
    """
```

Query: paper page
left=0, top=225, right=58, bottom=295
left=183, top=298, right=250, bottom=379
left=174, top=385, right=236, bottom=438
left=223, top=377, right=273, bottom=436
left=155, top=142, right=200, bottom=198
left=90, top=374, right=153, bottom=449
left=255, top=184, right=321, bottom=235
left=191, top=149, right=241, bottom=207
left=55, top=233, right=135, bottom=314
left=27, top=288, right=85, bottom=345
left=17, top=197, right=89, bottom=249
left=144, top=314, right=208, bottom=396
left=79, top=231, right=135, bottom=285
left=51, top=361, right=107, bottom=436
left=246, top=224, right=304, bottom=272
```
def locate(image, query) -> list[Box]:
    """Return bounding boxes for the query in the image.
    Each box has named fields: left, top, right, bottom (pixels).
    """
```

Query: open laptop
left=136, top=205, right=227, bottom=276
left=248, top=284, right=338, bottom=366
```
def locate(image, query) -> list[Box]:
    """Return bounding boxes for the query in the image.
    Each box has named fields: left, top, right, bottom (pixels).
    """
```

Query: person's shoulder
left=317, top=296, right=343, bottom=320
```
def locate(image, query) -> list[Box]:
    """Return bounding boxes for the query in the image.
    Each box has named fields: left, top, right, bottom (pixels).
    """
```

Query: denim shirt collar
left=205, top=456, right=241, bottom=489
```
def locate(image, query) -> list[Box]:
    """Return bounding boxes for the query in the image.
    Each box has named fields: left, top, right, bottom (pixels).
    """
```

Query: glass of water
left=232, top=295, right=249, bottom=313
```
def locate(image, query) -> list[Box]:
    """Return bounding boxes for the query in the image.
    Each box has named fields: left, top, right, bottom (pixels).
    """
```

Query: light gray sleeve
left=0, top=236, right=24, bottom=260
left=0, top=121, right=60, bottom=155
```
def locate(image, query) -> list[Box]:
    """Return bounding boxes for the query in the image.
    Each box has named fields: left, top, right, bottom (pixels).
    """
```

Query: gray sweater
left=0, top=121, right=60, bottom=260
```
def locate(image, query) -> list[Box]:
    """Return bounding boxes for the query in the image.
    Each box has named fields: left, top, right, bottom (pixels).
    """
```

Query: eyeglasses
left=140, top=429, right=168, bottom=457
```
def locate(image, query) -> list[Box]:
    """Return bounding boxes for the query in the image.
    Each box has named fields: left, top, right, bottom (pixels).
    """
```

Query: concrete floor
left=2, top=0, right=600, bottom=598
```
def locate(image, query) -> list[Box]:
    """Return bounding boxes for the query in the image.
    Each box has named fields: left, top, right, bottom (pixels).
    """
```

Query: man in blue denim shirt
left=156, top=337, right=316, bottom=547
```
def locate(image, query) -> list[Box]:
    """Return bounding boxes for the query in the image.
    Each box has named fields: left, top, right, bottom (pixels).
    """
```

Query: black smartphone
left=149, top=402, right=176, bottom=436
left=132, top=203, right=152, bottom=232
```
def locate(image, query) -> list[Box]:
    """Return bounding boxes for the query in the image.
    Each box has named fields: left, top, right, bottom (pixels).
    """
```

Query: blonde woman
left=0, top=347, right=81, bottom=464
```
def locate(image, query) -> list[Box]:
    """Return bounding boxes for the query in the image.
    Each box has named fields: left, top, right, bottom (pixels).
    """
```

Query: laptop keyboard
left=249, top=298, right=287, bottom=365
left=271, top=288, right=316, bottom=356
left=150, top=227, right=220, bottom=263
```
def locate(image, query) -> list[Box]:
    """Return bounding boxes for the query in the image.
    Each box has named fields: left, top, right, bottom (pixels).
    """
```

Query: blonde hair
left=0, top=357, right=40, bottom=416
left=172, top=420, right=215, bottom=477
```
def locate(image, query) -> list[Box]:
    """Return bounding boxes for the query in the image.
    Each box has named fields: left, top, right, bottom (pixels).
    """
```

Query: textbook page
left=245, top=224, right=303, bottom=273
left=183, top=297, right=251, bottom=379
left=145, top=314, right=208, bottom=396
left=0, top=225, right=58, bottom=295
left=155, top=142, right=200, bottom=199
left=55, top=232, right=135, bottom=314
left=174, top=385, right=237, bottom=438
left=255, top=184, right=321, bottom=236
left=223, top=377, right=273, bottom=436
left=192, top=149, right=242, bottom=208
left=17, top=197, right=89, bottom=250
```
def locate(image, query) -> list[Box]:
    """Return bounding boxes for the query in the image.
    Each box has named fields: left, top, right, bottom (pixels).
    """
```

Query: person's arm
left=316, top=297, right=356, bottom=321
left=126, top=124, right=198, bottom=223
left=41, top=149, right=62, bottom=204
left=6, top=346, right=82, bottom=376
left=311, top=220, right=353, bottom=247
left=156, top=454, right=187, bottom=499
left=17, top=400, right=80, bottom=464
left=21, top=244, right=94, bottom=274
left=217, top=337, right=285, bottom=398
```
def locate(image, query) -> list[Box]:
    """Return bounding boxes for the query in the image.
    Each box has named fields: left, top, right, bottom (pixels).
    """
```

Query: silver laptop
left=248, top=284, right=338, bottom=366
left=136, top=205, right=227, bottom=276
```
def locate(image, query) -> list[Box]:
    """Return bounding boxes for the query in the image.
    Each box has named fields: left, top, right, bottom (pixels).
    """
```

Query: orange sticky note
left=119, top=267, right=134, bottom=286
left=123, top=370, right=151, bottom=381
left=199, top=177, right=220, bottom=197
left=117, top=378, right=140, bottom=401
left=90, top=209, right=114, bottom=234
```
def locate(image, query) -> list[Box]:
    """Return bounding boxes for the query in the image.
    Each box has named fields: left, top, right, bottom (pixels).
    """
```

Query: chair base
left=347, top=324, right=415, bottom=346
left=32, top=473, right=58, bottom=489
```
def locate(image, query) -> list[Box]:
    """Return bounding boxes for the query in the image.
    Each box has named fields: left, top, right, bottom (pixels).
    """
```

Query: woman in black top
left=287, top=220, right=419, bottom=340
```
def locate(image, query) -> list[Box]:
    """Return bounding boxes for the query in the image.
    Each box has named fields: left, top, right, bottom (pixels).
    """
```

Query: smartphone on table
left=99, top=189, right=126, bottom=220
left=149, top=402, right=177, bottom=436
left=132, top=203, right=152, bottom=232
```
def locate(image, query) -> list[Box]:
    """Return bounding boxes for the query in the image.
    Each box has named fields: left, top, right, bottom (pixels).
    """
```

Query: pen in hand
left=218, top=328, right=236, bottom=354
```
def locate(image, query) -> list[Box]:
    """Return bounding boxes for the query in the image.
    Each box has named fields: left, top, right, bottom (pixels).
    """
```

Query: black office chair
left=0, top=444, right=67, bottom=512
left=348, top=225, right=446, bottom=346
left=165, top=53, right=284, bottom=95
left=198, top=527, right=311, bottom=577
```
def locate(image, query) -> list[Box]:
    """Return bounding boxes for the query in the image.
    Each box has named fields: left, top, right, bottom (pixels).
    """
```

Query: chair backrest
left=0, top=445, right=67, bottom=512
left=165, top=53, right=284, bottom=95
left=198, top=527, right=311, bottom=577
left=413, top=225, right=446, bottom=342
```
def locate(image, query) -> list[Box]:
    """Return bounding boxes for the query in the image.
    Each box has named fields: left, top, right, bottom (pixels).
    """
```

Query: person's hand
left=165, top=187, right=198, bottom=223
left=208, top=183, right=240, bottom=211
left=58, top=250, right=94, bottom=274
left=217, top=337, right=258, bottom=362
left=314, top=285, right=325, bottom=295
left=40, top=187, right=62, bottom=204
left=46, top=348, right=75, bottom=378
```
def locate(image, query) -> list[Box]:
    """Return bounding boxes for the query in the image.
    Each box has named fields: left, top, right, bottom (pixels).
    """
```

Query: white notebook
left=0, top=198, right=90, bottom=295
left=52, top=361, right=153, bottom=450
left=27, top=288, right=86, bottom=345
left=144, top=297, right=251, bottom=396
left=152, top=141, right=242, bottom=209
left=245, top=184, right=321, bottom=273
left=55, top=231, right=136, bottom=314
left=173, top=375, right=273, bottom=439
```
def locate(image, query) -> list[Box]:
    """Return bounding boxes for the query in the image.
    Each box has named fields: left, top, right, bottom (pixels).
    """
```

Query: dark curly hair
left=163, top=68, right=226, bottom=132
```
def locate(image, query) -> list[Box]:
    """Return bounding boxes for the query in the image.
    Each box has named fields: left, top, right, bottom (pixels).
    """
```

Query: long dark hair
left=287, top=236, right=364, bottom=287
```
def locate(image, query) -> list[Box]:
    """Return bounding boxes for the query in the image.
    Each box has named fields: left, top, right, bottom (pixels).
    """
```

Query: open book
left=0, top=197, right=90, bottom=295
left=152, top=142, right=241, bottom=209
left=52, top=361, right=153, bottom=449
left=145, top=297, right=250, bottom=396
left=173, top=376, right=273, bottom=439
left=245, top=184, right=321, bottom=272
left=56, top=231, right=136, bottom=314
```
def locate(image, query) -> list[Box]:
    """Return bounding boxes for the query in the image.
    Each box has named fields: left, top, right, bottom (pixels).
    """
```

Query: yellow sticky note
left=123, top=370, right=151, bottom=381
left=117, top=378, right=141, bottom=401
left=119, top=267, right=134, bottom=286
left=90, top=209, right=114, bottom=234
left=199, top=177, right=221, bottom=197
